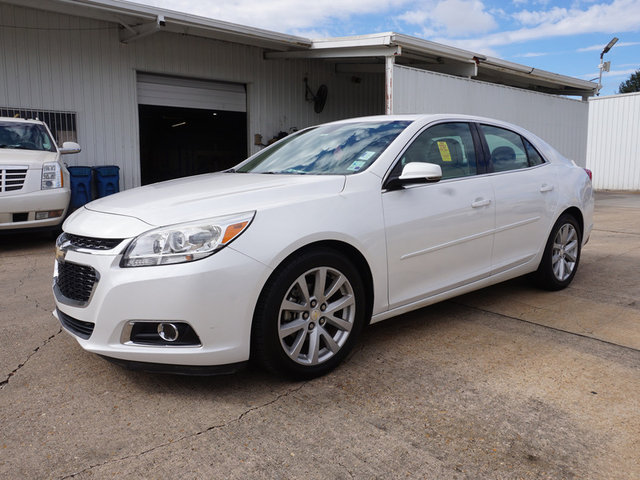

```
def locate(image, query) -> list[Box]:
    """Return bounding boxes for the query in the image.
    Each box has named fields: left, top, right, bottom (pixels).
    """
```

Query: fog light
left=157, top=323, right=179, bottom=342
left=123, top=321, right=201, bottom=346
left=35, top=210, right=63, bottom=220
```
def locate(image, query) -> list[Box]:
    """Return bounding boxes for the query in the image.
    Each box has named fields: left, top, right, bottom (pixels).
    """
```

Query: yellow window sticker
left=437, top=141, right=452, bottom=162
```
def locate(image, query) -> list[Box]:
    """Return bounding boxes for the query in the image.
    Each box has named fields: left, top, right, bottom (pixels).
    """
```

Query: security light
left=597, top=37, right=619, bottom=95
left=601, top=37, right=618, bottom=57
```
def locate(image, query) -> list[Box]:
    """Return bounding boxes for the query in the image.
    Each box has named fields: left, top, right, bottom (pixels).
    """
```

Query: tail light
left=583, top=168, right=592, bottom=180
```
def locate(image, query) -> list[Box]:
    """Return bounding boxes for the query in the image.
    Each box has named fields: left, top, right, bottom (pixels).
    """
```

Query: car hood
left=72, top=172, right=347, bottom=236
left=0, top=149, right=58, bottom=168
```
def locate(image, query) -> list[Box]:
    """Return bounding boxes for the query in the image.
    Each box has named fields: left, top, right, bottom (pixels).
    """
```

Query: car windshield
left=0, top=121, right=56, bottom=152
left=236, top=121, right=411, bottom=175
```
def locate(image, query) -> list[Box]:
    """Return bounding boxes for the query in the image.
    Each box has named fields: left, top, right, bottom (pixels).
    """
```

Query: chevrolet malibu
left=53, top=115, right=593, bottom=378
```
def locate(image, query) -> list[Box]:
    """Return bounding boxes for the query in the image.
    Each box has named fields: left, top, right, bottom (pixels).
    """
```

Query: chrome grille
left=65, top=233, right=124, bottom=251
left=1, top=167, right=27, bottom=192
left=56, top=261, right=98, bottom=303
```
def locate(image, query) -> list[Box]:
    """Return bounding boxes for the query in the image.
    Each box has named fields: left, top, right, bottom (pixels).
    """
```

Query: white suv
left=0, top=117, right=80, bottom=232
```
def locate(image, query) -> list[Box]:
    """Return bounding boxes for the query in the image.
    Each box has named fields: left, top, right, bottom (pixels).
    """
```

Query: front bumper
left=0, top=187, right=70, bottom=230
left=53, top=243, right=271, bottom=368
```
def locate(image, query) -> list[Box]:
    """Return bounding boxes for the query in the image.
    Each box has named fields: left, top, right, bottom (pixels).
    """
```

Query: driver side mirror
left=386, top=162, right=442, bottom=190
left=59, top=141, right=81, bottom=155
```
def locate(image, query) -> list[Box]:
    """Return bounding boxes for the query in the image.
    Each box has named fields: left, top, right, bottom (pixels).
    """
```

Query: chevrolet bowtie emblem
left=55, top=239, right=71, bottom=263
left=55, top=245, right=66, bottom=263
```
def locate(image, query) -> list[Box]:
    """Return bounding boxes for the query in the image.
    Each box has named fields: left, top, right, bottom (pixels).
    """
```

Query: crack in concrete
left=454, top=301, right=640, bottom=354
left=23, top=294, right=54, bottom=315
left=0, top=328, right=62, bottom=390
left=57, top=380, right=309, bottom=479
left=338, top=461, right=356, bottom=479
left=592, top=228, right=640, bottom=237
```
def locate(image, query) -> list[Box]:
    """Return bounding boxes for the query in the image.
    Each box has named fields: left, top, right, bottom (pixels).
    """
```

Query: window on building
left=0, top=107, right=78, bottom=146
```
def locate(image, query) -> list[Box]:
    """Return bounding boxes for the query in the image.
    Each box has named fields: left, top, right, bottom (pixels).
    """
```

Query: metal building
left=0, top=0, right=597, bottom=191
left=587, top=92, right=640, bottom=191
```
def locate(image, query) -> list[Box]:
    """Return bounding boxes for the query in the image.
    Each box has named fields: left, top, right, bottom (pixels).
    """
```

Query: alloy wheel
left=551, top=223, right=579, bottom=282
left=278, top=266, right=356, bottom=366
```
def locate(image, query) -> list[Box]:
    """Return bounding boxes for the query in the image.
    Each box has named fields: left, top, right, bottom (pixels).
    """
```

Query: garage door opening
left=137, top=73, right=247, bottom=185
left=139, top=105, right=247, bottom=185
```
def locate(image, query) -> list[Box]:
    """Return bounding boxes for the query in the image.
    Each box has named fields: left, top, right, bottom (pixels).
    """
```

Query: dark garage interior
left=139, top=104, right=247, bottom=185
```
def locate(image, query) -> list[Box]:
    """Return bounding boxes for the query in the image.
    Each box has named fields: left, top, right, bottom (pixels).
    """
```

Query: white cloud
left=513, top=7, right=567, bottom=26
left=581, top=67, right=640, bottom=78
left=398, top=0, right=497, bottom=37
left=139, top=0, right=412, bottom=33
left=577, top=41, right=640, bottom=52
left=515, top=51, right=548, bottom=57
left=434, top=0, right=640, bottom=53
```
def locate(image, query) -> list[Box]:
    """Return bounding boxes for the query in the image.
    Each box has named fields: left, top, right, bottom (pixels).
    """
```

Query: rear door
left=382, top=122, right=495, bottom=308
left=478, top=124, right=558, bottom=274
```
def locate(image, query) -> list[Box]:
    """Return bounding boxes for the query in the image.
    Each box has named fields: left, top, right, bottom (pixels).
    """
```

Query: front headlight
left=121, top=211, right=255, bottom=267
left=41, top=162, right=63, bottom=189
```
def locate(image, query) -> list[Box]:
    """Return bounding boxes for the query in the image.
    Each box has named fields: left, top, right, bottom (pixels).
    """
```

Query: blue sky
left=139, top=0, right=640, bottom=96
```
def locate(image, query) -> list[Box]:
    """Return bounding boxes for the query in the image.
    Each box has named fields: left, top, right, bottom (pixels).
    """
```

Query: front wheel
left=251, top=249, right=366, bottom=379
left=534, top=214, right=582, bottom=291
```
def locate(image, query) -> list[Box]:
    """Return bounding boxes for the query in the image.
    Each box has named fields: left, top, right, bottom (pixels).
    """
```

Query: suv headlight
left=121, top=211, right=255, bottom=267
left=41, top=162, right=63, bottom=189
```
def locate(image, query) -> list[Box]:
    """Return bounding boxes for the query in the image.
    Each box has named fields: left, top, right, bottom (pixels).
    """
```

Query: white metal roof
left=301, top=33, right=597, bottom=97
left=1, top=0, right=598, bottom=97
left=1, top=0, right=312, bottom=50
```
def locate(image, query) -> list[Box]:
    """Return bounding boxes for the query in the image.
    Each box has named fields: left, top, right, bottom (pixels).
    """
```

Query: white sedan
left=53, top=115, right=593, bottom=378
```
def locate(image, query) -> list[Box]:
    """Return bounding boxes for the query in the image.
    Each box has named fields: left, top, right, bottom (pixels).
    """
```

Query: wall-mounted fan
left=304, top=77, right=328, bottom=113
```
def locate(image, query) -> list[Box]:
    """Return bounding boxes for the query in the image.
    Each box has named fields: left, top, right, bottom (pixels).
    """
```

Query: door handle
left=471, top=198, right=491, bottom=208
left=540, top=184, right=554, bottom=193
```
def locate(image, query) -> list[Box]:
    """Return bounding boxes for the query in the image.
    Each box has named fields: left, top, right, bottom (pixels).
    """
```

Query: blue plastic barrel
left=67, top=166, right=93, bottom=208
left=93, top=166, right=120, bottom=198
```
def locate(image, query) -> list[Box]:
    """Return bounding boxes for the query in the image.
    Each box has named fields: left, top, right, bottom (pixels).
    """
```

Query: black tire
left=251, top=248, right=366, bottom=379
left=534, top=213, right=582, bottom=291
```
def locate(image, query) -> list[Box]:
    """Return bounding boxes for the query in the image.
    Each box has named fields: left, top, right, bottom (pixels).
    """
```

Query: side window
left=523, top=138, right=545, bottom=166
left=481, top=125, right=528, bottom=172
left=400, top=122, right=477, bottom=180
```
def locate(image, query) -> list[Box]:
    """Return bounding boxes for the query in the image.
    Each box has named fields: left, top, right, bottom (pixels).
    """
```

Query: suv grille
left=57, top=309, right=94, bottom=339
left=56, top=261, right=98, bottom=303
left=1, top=167, right=27, bottom=192
left=65, top=233, right=124, bottom=251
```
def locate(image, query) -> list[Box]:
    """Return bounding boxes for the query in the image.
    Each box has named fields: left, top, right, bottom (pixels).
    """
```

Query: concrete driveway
left=1, top=192, right=639, bottom=479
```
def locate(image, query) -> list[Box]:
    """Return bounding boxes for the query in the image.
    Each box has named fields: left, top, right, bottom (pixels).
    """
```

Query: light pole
left=597, top=37, right=618, bottom=95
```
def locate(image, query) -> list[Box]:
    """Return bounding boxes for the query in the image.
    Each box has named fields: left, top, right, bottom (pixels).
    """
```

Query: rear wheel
left=535, top=214, right=581, bottom=291
left=251, top=249, right=366, bottom=379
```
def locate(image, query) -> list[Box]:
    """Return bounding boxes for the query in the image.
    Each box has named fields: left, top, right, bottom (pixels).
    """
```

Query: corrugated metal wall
left=392, top=65, right=589, bottom=165
left=0, top=3, right=383, bottom=189
left=587, top=92, right=640, bottom=191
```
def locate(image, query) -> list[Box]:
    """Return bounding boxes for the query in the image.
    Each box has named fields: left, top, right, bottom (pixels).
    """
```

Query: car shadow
left=0, top=230, right=57, bottom=253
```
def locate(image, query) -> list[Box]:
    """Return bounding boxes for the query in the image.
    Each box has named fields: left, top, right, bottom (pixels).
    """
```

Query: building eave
left=0, top=0, right=312, bottom=51
left=307, top=32, right=598, bottom=97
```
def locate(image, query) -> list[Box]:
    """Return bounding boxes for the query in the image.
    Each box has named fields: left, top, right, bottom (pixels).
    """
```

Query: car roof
left=0, top=116, right=45, bottom=125
left=327, top=114, right=550, bottom=149
left=330, top=113, right=524, bottom=127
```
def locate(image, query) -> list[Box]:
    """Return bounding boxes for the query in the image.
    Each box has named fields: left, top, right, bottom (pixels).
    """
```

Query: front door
left=382, top=122, right=495, bottom=308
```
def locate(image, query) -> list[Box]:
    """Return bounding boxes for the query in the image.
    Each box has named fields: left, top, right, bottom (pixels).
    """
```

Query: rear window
left=480, top=124, right=545, bottom=172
